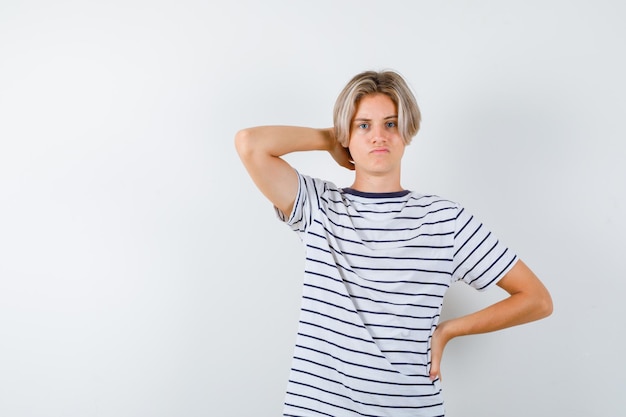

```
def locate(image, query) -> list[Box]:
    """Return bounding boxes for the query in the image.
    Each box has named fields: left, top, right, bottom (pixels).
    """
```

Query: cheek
left=346, top=135, right=355, bottom=152
left=347, top=142, right=361, bottom=162
left=347, top=137, right=360, bottom=154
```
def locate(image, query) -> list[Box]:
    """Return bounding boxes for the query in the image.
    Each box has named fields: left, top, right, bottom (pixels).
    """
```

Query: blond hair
left=333, top=70, right=421, bottom=147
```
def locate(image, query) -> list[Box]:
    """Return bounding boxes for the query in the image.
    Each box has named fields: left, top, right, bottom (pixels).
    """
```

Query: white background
left=1, top=1, right=624, bottom=416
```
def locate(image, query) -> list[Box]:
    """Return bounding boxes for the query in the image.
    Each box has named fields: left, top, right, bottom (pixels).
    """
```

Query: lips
left=370, top=147, right=389, bottom=154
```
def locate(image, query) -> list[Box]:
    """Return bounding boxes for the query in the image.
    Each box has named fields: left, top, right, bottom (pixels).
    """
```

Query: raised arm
left=429, top=259, right=553, bottom=380
left=234, top=126, right=353, bottom=216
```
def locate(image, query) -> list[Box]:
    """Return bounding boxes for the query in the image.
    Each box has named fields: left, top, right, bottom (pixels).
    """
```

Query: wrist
left=436, top=319, right=459, bottom=344
left=318, top=127, right=336, bottom=151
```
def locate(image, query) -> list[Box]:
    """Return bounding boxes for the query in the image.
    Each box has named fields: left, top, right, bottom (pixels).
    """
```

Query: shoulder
left=297, top=171, right=342, bottom=197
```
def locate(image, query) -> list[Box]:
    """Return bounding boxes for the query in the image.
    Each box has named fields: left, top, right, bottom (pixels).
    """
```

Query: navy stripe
left=301, top=308, right=366, bottom=330
left=291, top=368, right=438, bottom=398
left=284, top=403, right=335, bottom=417
left=298, top=332, right=386, bottom=360
left=308, top=241, right=453, bottom=262
left=381, top=347, right=428, bottom=355
left=309, top=225, right=453, bottom=250
left=290, top=379, right=441, bottom=408
left=304, top=268, right=448, bottom=299
left=469, top=247, right=510, bottom=287
left=304, top=281, right=442, bottom=311
left=459, top=240, right=499, bottom=281
left=295, top=344, right=400, bottom=374
left=299, top=320, right=376, bottom=345
left=287, top=391, right=445, bottom=414
left=356, top=308, right=438, bottom=320
left=286, top=392, right=384, bottom=417
left=454, top=221, right=483, bottom=257
left=292, top=356, right=433, bottom=386
left=332, top=247, right=453, bottom=262
left=454, top=207, right=470, bottom=237
left=307, top=253, right=451, bottom=280
left=477, top=254, right=518, bottom=290
left=453, top=231, right=492, bottom=276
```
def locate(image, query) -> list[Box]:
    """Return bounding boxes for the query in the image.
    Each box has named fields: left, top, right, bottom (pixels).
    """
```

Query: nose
left=371, top=124, right=387, bottom=143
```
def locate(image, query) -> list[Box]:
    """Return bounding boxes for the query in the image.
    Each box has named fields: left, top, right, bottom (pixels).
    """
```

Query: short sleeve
left=275, top=171, right=332, bottom=237
left=451, top=206, right=518, bottom=291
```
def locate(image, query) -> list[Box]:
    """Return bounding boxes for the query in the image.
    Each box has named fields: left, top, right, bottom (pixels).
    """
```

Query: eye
left=386, top=121, right=397, bottom=128
left=358, top=123, right=369, bottom=129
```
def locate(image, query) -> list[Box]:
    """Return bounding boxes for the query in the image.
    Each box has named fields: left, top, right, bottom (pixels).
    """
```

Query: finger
left=429, top=365, right=439, bottom=381
left=336, top=155, right=354, bottom=170
left=429, top=353, right=441, bottom=381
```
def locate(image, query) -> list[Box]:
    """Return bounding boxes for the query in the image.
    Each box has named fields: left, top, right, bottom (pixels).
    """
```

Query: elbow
left=536, top=288, right=554, bottom=320
left=518, top=285, right=553, bottom=323
left=234, top=128, right=254, bottom=158
left=542, top=292, right=554, bottom=318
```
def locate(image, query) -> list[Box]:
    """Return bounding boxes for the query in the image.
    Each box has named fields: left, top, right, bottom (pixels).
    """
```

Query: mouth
left=370, top=147, right=389, bottom=154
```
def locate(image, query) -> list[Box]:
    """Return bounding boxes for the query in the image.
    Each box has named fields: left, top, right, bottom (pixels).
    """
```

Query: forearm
left=235, top=126, right=334, bottom=158
left=438, top=290, right=551, bottom=342
left=234, top=125, right=343, bottom=216
left=429, top=260, right=552, bottom=380
left=438, top=260, right=553, bottom=343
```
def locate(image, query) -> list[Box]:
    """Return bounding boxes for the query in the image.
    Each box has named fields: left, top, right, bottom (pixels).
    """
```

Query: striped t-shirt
left=277, top=172, right=518, bottom=417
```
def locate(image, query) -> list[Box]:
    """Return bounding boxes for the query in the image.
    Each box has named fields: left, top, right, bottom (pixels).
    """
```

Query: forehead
left=353, top=93, right=397, bottom=118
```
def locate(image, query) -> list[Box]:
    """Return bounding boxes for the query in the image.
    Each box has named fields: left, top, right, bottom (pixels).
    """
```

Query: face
left=348, top=93, right=405, bottom=177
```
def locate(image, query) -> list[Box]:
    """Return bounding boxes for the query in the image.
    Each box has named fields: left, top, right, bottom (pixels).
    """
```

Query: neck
left=350, top=173, right=403, bottom=193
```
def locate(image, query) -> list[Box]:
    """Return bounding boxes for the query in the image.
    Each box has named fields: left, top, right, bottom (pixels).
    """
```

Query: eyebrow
left=353, top=115, right=398, bottom=122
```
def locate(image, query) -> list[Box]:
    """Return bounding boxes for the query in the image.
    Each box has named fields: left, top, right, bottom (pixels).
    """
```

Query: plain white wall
left=1, top=1, right=624, bottom=416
